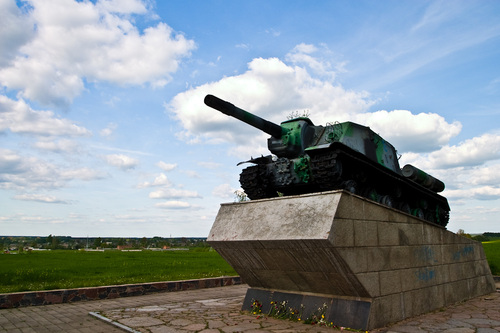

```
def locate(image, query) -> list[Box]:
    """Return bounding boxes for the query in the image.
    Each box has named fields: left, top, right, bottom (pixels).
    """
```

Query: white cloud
left=138, top=173, right=171, bottom=188
left=467, top=165, right=500, bottom=186
left=149, top=188, right=201, bottom=199
left=155, top=200, right=191, bottom=209
left=0, top=148, right=103, bottom=191
left=33, top=139, right=80, bottom=153
left=13, top=193, right=69, bottom=204
left=96, top=0, right=148, bottom=14
left=403, top=133, right=500, bottom=170
left=212, top=183, right=236, bottom=199
left=0, top=0, right=34, bottom=67
left=104, top=154, right=139, bottom=170
left=0, top=95, right=91, bottom=136
left=0, top=0, right=196, bottom=107
left=356, top=110, right=462, bottom=153
left=100, top=123, right=117, bottom=137
left=168, top=51, right=373, bottom=158
left=445, top=186, right=500, bottom=201
left=157, top=161, right=177, bottom=172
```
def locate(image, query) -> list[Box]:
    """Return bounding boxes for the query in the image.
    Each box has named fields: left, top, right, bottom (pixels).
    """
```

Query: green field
left=2, top=242, right=500, bottom=294
left=482, top=240, right=500, bottom=275
left=0, top=249, right=237, bottom=293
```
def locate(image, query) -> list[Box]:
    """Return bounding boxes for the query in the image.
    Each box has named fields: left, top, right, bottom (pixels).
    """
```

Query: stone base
left=208, top=190, right=496, bottom=330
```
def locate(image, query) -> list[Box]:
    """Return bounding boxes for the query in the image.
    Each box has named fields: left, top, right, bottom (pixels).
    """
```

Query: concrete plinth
left=207, top=190, right=496, bottom=330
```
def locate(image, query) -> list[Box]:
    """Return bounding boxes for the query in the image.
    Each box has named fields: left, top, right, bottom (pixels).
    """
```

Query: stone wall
left=208, top=190, right=495, bottom=330
left=0, top=276, right=241, bottom=309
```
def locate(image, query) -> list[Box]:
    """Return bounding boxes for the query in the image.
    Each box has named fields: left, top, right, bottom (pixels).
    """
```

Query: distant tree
left=472, top=234, right=490, bottom=242
left=46, top=234, right=53, bottom=247
left=94, top=237, right=102, bottom=248
left=50, top=236, right=60, bottom=249
left=457, top=229, right=472, bottom=239
left=140, top=237, right=148, bottom=248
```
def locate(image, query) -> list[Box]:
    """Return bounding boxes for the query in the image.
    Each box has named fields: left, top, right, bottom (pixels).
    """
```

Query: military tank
left=204, top=94, right=450, bottom=227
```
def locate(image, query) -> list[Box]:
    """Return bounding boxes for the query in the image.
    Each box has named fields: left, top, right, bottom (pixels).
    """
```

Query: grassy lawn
left=2, top=241, right=499, bottom=294
left=482, top=240, right=500, bottom=275
left=0, top=249, right=237, bottom=293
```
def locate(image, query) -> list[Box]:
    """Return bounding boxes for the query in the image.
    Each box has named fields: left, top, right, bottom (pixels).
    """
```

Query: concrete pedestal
left=207, top=190, right=496, bottom=330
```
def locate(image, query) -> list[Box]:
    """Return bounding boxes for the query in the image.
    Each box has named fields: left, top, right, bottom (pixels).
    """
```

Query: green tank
left=204, top=94, right=450, bottom=227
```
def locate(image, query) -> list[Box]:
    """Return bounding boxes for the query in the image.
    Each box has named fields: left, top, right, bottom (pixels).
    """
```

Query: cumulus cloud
left=0, top=0, right=196, bottom=107
left=356, top=110, right=462, bottom=153
left=212, top=183, right=236, bottom=199
left=137, top=173, right=171, bottom=188
left=32, top=139, right=80, bottom=153
left=157, top=161, right=177, bottom=172
left=0, top=0, right=34, bottom=67
left=155, top=200, right=191, bottom=209
left=168, top=45, right=464, bottom=159
left=13, top=193, right=69, bottom=204
left=149, top=188, right=201, bottom=199
left=168, top=50, right=373, bottom=158
left=0, top=148, right=103, bottom=191
left=402, top=133, right=500, bottom=170
left=0, top=95, right=91, bottom=136
left=100, top=123, right=118, bottom=137
left=445, top=186, right=500, bottom=201
left=104, top=154, right=139, bottom=170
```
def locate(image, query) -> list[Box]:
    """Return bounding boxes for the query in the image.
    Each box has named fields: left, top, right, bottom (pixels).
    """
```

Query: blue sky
left=1, top=0, right=500, bottom=237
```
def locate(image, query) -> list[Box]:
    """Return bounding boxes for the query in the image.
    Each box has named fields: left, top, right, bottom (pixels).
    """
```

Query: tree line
left=0, top=235, right=209, bottom=251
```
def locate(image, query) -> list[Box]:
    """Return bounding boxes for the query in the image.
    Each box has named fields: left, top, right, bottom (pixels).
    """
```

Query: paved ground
left=1, top=284, right=500, bottom=333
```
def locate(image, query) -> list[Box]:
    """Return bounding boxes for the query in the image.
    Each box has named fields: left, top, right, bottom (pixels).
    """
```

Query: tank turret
left=204, top=95, right=450, bottom=227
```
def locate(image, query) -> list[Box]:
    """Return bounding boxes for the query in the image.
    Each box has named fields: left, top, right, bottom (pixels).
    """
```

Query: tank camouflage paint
left=204, top=94, right=450, bottom=227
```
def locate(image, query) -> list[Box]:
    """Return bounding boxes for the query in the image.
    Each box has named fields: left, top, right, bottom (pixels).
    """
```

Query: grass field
left=0, top=249, right=237, bottom=293
left=2, top=242, right=500, bottom=294
left=482, top=240, right=500, bottom=275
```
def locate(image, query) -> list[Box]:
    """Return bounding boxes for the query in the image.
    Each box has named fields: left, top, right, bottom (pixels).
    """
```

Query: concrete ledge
left=0, top=276, right=241, bottom=309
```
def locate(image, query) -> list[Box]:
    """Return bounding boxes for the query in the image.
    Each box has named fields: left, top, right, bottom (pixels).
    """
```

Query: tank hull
left=240, top=143, right=449, bottom=227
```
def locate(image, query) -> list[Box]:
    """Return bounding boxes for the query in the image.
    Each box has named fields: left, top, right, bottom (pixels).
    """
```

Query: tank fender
left=304, top=143, right=333, bottom=153
left=237, top=155, right=274, bottom=166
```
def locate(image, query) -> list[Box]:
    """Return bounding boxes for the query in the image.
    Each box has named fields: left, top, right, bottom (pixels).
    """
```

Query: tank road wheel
left=363, top=187, right=379, bottom=202
left=411, top=208, right=425, bottom=220
left=342, top=180, right=358, bottom=194
left=379, top=195, right=394, bottom=208
left=239, top=165, right=277, bottom=200
left=398, top=202, right=411, bottom=215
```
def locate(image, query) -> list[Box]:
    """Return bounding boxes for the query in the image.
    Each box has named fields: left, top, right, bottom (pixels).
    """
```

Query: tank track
left=309, top=145, right=449, bottom=227
left=240, top=165, right=277, bottom=200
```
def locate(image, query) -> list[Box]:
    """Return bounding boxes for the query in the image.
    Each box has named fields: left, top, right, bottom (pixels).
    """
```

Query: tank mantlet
left=268, top=118, right=315, bottom=158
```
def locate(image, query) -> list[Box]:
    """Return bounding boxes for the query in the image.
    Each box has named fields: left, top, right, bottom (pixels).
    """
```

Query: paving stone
left=118, top=316, right=164, bottom=327
left=2, top=284, right=500, bottom=332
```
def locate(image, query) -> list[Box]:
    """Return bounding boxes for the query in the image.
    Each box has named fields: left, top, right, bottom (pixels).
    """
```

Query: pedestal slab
left=208, top=190, right=495, bottom=330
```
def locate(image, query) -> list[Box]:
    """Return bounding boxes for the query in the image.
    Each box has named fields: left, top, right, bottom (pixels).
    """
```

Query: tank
left=204, top=94, right=450, bottom=227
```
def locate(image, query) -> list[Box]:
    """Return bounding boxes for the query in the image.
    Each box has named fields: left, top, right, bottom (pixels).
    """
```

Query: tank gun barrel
left=204, top=94, right=285, bottom=138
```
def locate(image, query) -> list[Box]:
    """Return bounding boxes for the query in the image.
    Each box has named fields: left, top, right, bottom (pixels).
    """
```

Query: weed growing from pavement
left=249, top=298, right=367, bottom=332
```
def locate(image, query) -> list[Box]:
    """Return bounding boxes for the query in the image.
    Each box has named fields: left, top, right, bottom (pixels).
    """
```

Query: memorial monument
left=205, top=95, right=495, bottom=330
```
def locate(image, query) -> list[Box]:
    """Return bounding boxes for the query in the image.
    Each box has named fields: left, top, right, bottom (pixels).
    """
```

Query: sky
left=1, top=0, right=500, bottom=237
